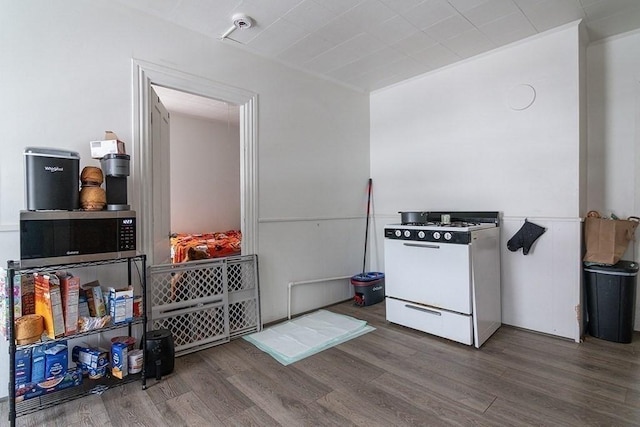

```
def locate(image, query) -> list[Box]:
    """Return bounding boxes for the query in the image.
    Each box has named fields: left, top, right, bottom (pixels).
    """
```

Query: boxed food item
left=15, top=367, right=82, bottom=402
left=15, top=348, right=32, bottom=385
left=81, top=280, right=106, bottom=318
left=111, top=341, right=128, bottom=379
left=78, top=294, right=90, bottom=318
left=72, top=345, right=109, bottom=370
left=34, top=273, right=65, bottom=339
left=109, top=286, right=133, bottom=324
left=19, top=273, right=35, bottom=315
left=44, top=341, right=68, bottom=379
left=56, top=272, right=80, bottom=336
left=90, top=131, right=126, bottom=159
left=0, top=268, right=7, bottom=339
left=2, top=269, right=13, bottom=339
left=2, top=272, right=39, bottom=342
left=31, top=345, right=46, bottom=383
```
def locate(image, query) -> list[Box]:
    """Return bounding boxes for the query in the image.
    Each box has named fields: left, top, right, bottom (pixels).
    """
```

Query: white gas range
left=384, top=211, right=501, bottom=348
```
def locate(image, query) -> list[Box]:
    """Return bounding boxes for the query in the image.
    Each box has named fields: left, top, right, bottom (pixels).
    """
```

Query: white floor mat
left=243, top=309, right=375, bottom=365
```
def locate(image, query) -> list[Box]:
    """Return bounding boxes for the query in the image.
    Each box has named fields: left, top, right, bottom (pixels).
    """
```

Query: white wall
left=0, top=1, right=369, bottom=398
left=169, top=113, right=241, bottom=234
left=370, top=23, right=585, bottom=341
left=586, top=29, right=640, bottom=328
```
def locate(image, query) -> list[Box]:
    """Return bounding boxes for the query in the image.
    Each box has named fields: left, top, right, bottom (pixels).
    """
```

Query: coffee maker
left=100, top=154, right=130, bottom=211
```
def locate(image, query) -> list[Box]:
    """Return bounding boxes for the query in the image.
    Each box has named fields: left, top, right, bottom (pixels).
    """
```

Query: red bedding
left=170, top=230, right=241, bottom=263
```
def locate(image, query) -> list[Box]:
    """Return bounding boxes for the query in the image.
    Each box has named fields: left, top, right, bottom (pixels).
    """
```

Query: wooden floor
left=5, top=300, right=640, bottom=426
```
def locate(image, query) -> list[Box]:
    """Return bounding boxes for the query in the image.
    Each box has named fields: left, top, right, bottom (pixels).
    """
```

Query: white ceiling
left=117, top=0, right=640, bottom=95
left=152, top=85, right=240, bottom=125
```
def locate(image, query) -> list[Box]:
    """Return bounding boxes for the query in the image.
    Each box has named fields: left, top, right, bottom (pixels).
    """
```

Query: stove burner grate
left=401, top=221, right=481, bottom=227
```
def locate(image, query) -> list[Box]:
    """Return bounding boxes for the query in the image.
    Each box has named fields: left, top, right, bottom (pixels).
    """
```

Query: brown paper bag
left=583, top=216, right=639, bottom=265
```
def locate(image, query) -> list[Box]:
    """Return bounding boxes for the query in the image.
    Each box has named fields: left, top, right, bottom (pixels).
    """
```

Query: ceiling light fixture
left=220, top=13, right=254, bottom=40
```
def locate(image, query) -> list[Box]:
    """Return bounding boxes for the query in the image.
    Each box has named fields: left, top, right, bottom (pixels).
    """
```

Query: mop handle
left=362, top=178, right=372, bottom=274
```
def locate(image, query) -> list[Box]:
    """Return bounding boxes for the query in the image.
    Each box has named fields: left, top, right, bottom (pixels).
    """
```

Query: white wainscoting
left=501, top=216, right=583, bottom=342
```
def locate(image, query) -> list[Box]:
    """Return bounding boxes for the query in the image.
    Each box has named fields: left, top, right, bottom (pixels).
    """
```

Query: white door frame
left=132, top=59, right=258, bottom=264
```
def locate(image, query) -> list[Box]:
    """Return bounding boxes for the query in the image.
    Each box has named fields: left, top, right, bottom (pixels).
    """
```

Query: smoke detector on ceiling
left=220, top=13, right=254, bottom=41
left=232, top=14, right=252, bottom=29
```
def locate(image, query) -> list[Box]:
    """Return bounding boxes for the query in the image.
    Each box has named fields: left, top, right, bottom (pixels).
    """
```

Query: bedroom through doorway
left=132, top=59, right=258, bottom=269
left=153, top=86, right=243, bottom=265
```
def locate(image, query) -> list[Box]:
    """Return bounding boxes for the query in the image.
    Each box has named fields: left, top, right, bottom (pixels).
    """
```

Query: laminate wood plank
left=15, top=393, right=109, bottom=427
left=99, top=381, right=167, bottom=426
left=487, top=333, right=640, bottom=391
left=143, top=356, right=194, bottom=406
left=502, top=367, right=640, bottom=425
left=316, top=384, right=455, bottom=427
left=226, top=368, right=350, bottom=426
left=441, top=354, right=635, bottom=426
left=164, top=390, right=224, bottom=426
left=626, top=389, right=640, bottom=407
left=173, top=350, right=253, bottom=420
left=221, top=405, right=281, bottom=427
left=195, top=337, right=264, bottom=377
left=292, top=345, right=385, bottom=392
left=220, top=344, right=335, bottom=404
left=477, top=337, right=629, bottom=403
left=152, top=400, right=195, bottom=427
left=337, top=331, right=497, bottom=413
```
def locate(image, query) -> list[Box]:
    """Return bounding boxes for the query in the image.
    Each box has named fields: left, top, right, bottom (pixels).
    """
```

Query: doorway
left=132, top=60, right=258, bottom=266
left=153, top=86, right=241, bottom=264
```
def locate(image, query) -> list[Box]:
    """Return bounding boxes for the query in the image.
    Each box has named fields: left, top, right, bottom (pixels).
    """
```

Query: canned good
left=133, top=296, right=143, bottom=318
left=128, top=349, right=144, bottom=374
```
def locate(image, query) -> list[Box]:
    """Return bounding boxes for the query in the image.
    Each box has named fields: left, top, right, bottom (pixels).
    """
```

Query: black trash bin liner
left=584, top=260, right=639, bottom=343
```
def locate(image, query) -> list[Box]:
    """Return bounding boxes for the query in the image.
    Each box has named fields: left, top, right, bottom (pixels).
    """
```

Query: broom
left=362, top=178, right=372, bottom=275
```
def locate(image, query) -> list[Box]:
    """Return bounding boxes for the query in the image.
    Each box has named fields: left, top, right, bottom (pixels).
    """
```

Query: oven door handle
left=405, top=304, right=442, bottom=316
left=403, top=242, right=440, bottom=249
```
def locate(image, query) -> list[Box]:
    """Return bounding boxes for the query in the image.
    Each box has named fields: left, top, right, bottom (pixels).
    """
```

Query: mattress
left=170, top=230, right=241, bottom=263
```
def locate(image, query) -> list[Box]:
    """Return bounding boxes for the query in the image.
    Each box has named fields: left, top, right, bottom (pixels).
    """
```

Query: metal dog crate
left=147, top=254, right=261, bottom=356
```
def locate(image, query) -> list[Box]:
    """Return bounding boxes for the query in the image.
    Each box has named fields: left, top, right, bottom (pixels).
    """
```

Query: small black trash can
left=584, top=260, right=639, bottom=343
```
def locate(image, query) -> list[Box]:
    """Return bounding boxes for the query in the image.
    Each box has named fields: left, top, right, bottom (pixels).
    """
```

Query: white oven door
left=384, top=238, right=472, bottom=314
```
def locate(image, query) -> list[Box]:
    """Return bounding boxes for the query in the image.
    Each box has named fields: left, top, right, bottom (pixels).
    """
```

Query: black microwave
left=19, top=210, right=136, bottom=267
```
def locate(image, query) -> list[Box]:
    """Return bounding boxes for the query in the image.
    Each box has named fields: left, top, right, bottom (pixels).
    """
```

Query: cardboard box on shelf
left=111, top=341, right=128, bottom=379
left=109, top=286, right=133, bottom=324
left=15, top=367, right=83, bottom=402
left=34, top=274, right=65, bottom=339
left=0, top=268, right=15, bottom=339
left=81, top=280, right=106, bottom=318
left=90, top=131, right=126, bottom=159
left=72, top=345, right=109, bottom=370
left=0, top=270, right=35, bottom=336
left=15, top=348, right=32, bottom=386
left=56, top=272, right=79, bottom=336
left=31, top=345, right=46, bottom=383
left=44, top=341, right=68, bottom=379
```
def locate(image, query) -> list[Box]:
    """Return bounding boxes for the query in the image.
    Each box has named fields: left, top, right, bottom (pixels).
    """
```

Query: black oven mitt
left=507, top=219, right=546, bottom=255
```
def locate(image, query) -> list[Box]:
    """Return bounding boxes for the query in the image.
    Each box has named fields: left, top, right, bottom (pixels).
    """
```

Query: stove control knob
left=394, top=230, right=401, bottom=238
left=444, top=232, right=452, bottom=241
left=417, top=231, right=425, bottom=239
left=433, top=231, right=441, bottom=240
left=403, top=230, right=411, bottom=238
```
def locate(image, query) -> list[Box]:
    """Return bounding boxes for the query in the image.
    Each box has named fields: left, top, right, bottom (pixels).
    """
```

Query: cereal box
left=34, top=273, right=65, bottom=339
left=56, top=272, right=79, bottom=336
